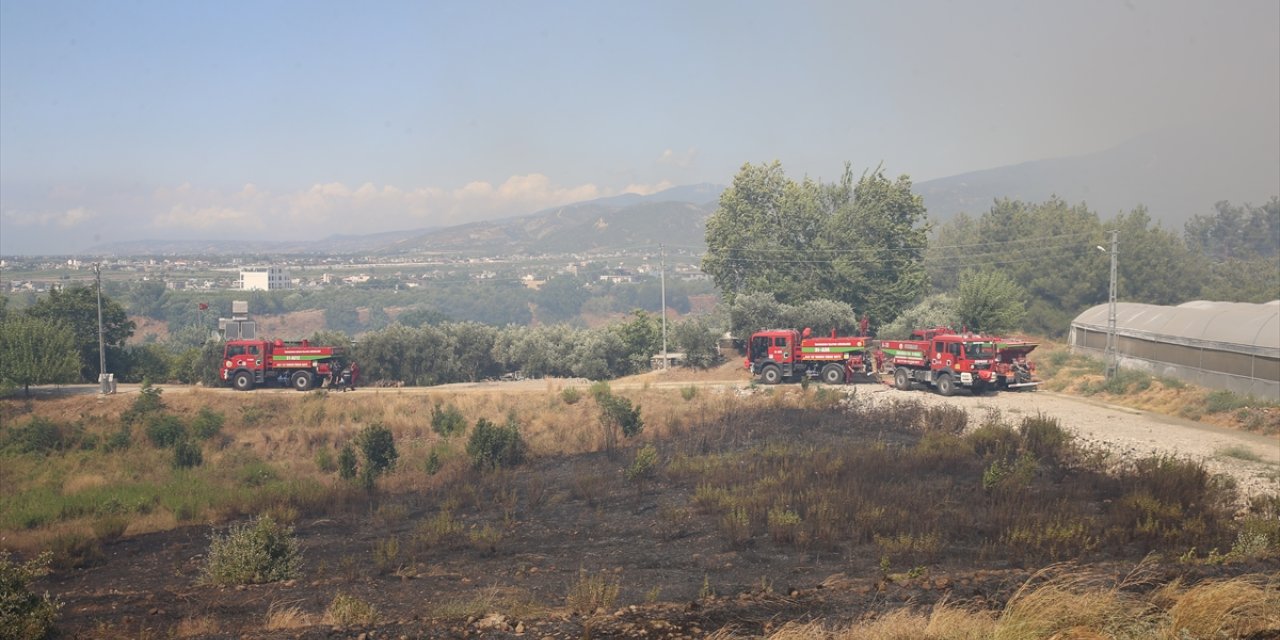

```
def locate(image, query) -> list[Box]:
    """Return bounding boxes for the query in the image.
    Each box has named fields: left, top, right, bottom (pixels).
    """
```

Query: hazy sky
left=2, top=0, right=1277, bottom=254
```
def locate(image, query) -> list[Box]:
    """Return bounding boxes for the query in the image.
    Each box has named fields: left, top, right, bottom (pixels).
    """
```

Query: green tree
left=533, top=274, right=590, bottom=322
left=671, top=316, right=723, bottom=369
left=25, top=284, right=135, bottom=381
left=703, top=162, right=929, bottom=328
left=955, top=270, right=1027, bottom=334
left=1111, top=206, right=1207, bottom=306
left=877, top=294, right=959, bottom=340
left=0, top=315, right=80, bottom=396
left=928, top=197, right=1107, bottom=336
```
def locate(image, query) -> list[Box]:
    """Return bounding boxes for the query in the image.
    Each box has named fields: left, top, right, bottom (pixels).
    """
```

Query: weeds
left=1216, top=444, right=1263, bottom=462
left=324, top=593, right=377, bottom=626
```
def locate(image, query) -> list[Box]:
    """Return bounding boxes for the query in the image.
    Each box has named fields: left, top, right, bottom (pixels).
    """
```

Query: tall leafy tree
left=1111, top=206, right=1207, bottom=306
left=25, top=284, right=135, bottom=381
left=703, top=162, right=929, bottom=329
left=955, top=270, right=1027, bottom=334
left=0, top=315, right=80, bottom=395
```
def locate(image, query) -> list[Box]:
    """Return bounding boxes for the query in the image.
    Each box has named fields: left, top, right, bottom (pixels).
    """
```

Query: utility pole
left=1104, top=230, right=1119, bottom=379
left=94, top=262, right=109, bottom=394
left=660, top=244, right=668, bottom=369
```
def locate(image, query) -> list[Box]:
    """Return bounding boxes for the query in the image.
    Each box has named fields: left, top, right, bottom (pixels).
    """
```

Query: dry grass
left=171, top=615, right=220, bottom=638
left=265, top=600, right=317, bottom=630
left=723, top=570, right=1279, bottom=640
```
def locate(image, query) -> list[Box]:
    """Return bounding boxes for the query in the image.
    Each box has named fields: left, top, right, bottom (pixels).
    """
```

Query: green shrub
left=315, top=448, right=336, bottom=473
left=919, top=404, right=968, bottom=435
left=355, top=423, right=398, bottom=489
left=144, top=414, right=187, bottom=448
left=1204, top=390, right=1252, bottom=414
left=598, top=393, right=643, bottom=451
left=588, top=380, right=612, bottom=402
left=0, top=551, right=60, bottom=639
left=1020, top=413, right=1073, bottom=464
left=626, top=444, right=659, bottom=482
left=172, top=440, right=203, bottom=469
left=430, top=404, right=467, bottom=438
left=48, top=532, right=105, bottom=570
left=1, top=417, right=80, bottom=454
left=337, top=444, right=358, bottom=480
left=560, top=386, right=582, bottom=405
left=120, top=383, right=165, bottom=426
left=466, top=416, right=525, bottom=470
left=202, top=516, right=302, bottom=585
left=680, top=385, right=697, bottom=401
left=966, top=422, right=1020, bottom=462
left=325, top=593, right=378, bottom=626
left=424, top=450, right=441, bottom=475
left=191, top=407, right=225, bottom=440
left=103, top=425, right=132, bottom=452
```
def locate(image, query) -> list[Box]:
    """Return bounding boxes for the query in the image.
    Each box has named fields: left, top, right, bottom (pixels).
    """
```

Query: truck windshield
left=965, top=342, right=995, bottom=359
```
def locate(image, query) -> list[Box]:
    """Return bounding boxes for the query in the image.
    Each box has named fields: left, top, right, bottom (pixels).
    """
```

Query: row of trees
left=101, top=269, right=713, bottom=333
left=704, top=161, right=1277, bottom=338
left=0, top=287, right=137, bottom=394
left=925, top=197, right=1279, bottom=335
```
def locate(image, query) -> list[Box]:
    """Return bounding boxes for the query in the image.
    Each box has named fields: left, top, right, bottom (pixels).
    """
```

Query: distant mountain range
left=917, top=123, right=1279, bottom=225
left=86, top=125, right=1277, bottom=256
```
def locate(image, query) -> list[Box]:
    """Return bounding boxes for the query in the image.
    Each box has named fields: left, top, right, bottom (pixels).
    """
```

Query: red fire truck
left=746, top=328, right=873, bottom=384
left=879, top=327, right=1039, bottom=395
left=220, top=338, right=355, bottom=392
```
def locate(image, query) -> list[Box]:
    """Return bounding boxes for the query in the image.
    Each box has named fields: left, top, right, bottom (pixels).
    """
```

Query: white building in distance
left=240, top=266, right=290, bottom=291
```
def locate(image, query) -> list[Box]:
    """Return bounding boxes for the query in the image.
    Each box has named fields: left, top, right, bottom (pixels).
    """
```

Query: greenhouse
left=1069, top=300, right=1280, bottom=399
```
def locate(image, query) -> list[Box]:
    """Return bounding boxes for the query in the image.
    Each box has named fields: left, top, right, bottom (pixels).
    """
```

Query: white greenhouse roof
left=1073, top=300, right=1280, bottom=355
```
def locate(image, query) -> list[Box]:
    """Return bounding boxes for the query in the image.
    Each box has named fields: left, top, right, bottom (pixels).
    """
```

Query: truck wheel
left=894, top=368, right=911, bottom=391
left=761, top=365, right=782, bottom=385
left=937, top=373, right=956, bottom=397
left=821, top=364, right=844, bottom=385
left=290, top=370, right=314, bottom=391
left=232, top=371, right=254, bottom=391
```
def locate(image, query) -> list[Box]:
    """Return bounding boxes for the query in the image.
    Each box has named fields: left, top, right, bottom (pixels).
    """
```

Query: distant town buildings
left=240, top=266, right=290, bottom=291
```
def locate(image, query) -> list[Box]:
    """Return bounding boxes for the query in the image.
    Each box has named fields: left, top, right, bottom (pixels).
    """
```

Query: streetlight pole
left=1103, top=230, right=1118, bottom=379
left=94, top=262, right=109, bottom=394
left=660, top=244, right=668, bottom=370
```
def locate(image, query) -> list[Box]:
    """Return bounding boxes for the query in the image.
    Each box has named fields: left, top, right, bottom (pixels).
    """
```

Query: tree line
left=704, top=161, right=1278, bottom=338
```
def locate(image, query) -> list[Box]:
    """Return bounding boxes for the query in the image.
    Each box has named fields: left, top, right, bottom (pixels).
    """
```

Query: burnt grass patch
left=26, top=392, right=1278, bottom=638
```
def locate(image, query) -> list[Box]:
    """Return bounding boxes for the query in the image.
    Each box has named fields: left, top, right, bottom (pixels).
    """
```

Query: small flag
left=199, top=303, right=209, bottom=310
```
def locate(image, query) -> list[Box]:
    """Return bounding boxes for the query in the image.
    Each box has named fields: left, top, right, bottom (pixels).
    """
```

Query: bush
left=191, top=407, right=225, bottom=440
left=1020, top=413, right=1073, bottom=464
left=355, top=423, right=398, bottom=489
left=315, top=448, right=336, bottom=473
left=202, top=516, right=302, bottom=585
left=466, top=416, right=525, bottom=470
left=626, top=444, right=659, bottom=482
left=0, top=551, right=60, bottom=639
left=1, top=417, right=79, bottom=454
left=337, top=445, right=358, bottom=480
left=120, top=383, right=165, bottom=426
left=1204, top=390, right=1253, bottom=414
left=145, top=414, right=187, bottom=448
left=103, top=425, right=132, bottom=452
left=430, top=404, right=468, bottom=438
left=560, top=386, right=582, bottom=405
left=172, top=440, right=203, bottom=469
left=325, top=593, right=377, bottom=626
left=597, top=391, right=644, bottom=452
